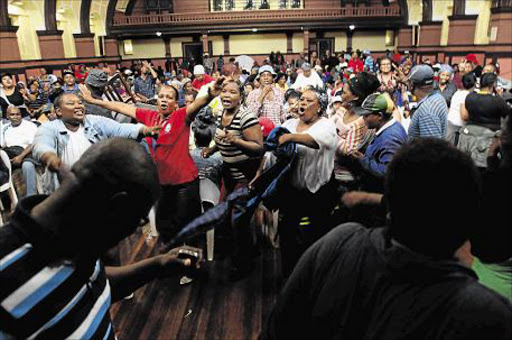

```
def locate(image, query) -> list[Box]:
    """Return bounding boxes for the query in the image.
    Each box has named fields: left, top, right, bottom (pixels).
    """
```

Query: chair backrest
left=0, top=150, right=12, bottom=192
left=199, top=178, right=220, bottom=206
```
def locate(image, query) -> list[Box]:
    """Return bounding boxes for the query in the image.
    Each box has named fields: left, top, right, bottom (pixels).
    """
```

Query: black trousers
left=278, top=176, right=338, bottom=277
left=156, top=178, right=201, bottom=244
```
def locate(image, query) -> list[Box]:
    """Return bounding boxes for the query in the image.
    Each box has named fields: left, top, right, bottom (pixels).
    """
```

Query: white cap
left=194, top=65, right=205, bottom=75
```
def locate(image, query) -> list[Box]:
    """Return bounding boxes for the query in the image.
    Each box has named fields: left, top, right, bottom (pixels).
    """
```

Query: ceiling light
left=252, top=28, right=258, bottom=32
left=349, top=25, right=355, bottom=30
left=156, top=31, right=162, bottom=37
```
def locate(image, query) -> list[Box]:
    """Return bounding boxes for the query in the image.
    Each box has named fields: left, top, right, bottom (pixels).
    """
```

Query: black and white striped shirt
left=0, top=196, right=114, bottom=340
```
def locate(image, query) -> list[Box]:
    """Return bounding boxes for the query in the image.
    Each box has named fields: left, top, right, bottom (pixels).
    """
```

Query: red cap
left=258, top=117, right=275, bottom=138
left=465, top=54, right=479, bottom=65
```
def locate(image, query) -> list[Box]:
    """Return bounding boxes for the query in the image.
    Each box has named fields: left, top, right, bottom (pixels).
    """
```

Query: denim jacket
left=33, top=115, right=142, bottom=161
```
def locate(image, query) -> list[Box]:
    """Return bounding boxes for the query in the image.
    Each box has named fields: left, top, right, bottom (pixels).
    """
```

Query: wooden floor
left=110, top=228, right=284, bottom=340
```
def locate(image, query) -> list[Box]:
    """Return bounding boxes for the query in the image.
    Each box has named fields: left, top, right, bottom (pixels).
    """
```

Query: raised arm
left=185, top=76, right=225, bottom=125
left=142, top=61, right=161, bottom=85
left=79, top=84, right=137, bottom=119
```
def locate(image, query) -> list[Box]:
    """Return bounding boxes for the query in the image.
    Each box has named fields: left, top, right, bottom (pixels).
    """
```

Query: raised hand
left=79, top=84, right=95, bottom=103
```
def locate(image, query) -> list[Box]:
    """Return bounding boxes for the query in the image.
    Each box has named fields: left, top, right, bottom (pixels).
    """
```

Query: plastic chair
left=0, top=150, right=19, bottom=226
left=199, top=178, right=221, bottom=261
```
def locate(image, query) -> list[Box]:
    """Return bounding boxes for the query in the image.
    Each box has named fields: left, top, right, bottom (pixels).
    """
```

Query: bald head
left=72, top=138, right=160, bottom=212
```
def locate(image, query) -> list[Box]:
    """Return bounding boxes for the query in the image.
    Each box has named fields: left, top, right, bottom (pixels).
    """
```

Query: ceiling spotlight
left=349, top=25, right=355, bottom=31
left=252, top=28, right=258, bottom=32
left=156, top=31, right=162, bottom=37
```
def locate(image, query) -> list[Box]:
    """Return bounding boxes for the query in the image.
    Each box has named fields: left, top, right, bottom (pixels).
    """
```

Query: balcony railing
left=112, top=7, right=401, bottom=26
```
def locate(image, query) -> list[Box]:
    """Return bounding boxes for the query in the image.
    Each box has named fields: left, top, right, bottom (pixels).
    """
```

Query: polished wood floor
left=110, top=228, right=283, bottom=340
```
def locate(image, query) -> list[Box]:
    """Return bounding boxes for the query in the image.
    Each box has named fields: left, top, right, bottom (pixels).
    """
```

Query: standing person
left=348, top=52, right=364, bottom=73
left=79, top=78, right=225, bottom=253
left=331, top=72, right=381, bottom=185
left=222, top=57, right=240, bottom=79
left=0, top=72, right=29, bottom=118
left=408, top=65, right=448, bottom=139
left=0, top=138, right=203, bottom=339
left=295, top=51, right=307, bottom=69
left=83, top=70, right=114, bottom=119
left=262, top=138, right=512, bottom=340
left=446, top=73, right=476, bottom=145
left=216, top=54, right=225, bottom=74
left=465, top=53, right=483, bottom=78
left=246, top=65, right=286, bottom=126
left=203, top=52, right=214, bottom=75
left=202, top=79, right=264, bottom=279
left=62, top=70, right=80, bottom=95
left=435, top=64, right=457, bottom=106
left=377, top=57, right=397, bottom=95
left=349, top=93, right=408, bottom=193
left=133, top=61, right=160, bottom=103
left=275, top=88, right=338, bottom=276
left=458, top=72, right=510, bottom=169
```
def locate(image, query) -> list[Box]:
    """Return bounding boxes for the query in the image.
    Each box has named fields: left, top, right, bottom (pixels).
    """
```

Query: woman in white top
left=446, top=73, right=476, bottom=146
left=277, top=88, right=338, bottom=276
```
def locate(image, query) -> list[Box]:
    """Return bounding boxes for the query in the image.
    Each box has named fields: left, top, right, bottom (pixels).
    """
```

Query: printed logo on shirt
left=164, top=123, right=172, bottom=134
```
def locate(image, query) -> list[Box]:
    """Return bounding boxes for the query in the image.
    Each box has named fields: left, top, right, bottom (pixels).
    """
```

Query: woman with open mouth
left=277, top=87, right=338, bottom=277
left=202, top=79, right=264, bottom=280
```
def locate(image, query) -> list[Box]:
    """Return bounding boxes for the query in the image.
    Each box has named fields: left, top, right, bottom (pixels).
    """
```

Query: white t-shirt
left=291, top=72, right=324, bottom=91
left=448, top=90, right=469, bottom=127
left=282, top=117, right=337, bottom=193
left=1, top=120, right=38, bottom=148
left=61, top=126, right=92, bottom=167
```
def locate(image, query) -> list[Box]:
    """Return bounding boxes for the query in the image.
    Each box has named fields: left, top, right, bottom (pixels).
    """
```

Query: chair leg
left=206, top=229, right=214, bottom=261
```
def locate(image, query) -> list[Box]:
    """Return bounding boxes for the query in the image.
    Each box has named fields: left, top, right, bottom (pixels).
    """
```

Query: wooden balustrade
left=112, top=7, right=401, bottom=26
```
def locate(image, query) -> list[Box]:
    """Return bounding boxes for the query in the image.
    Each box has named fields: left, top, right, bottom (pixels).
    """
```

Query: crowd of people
left=1, top=46, right=512, bottom=339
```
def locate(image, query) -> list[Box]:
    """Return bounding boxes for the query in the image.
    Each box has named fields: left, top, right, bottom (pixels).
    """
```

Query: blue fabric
left=32, top=115, right=141, bottom=161
left=169, top=126, right=297, bottom=245
left=408, top=92, right=448, bottom=139
left=360, top=121, right=407, bottom=178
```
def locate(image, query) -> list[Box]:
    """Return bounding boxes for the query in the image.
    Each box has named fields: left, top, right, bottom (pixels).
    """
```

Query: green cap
left=355, top=92, right=394, bottom=117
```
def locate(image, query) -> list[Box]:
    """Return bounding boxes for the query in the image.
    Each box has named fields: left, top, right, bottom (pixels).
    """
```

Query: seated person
left=190, top=124, right=223, bottom=191
left=263, top=138, right=512, bottom=340
left=1, top=105, right=38, bottom=196
left=0, top=138, right=202, bottom=338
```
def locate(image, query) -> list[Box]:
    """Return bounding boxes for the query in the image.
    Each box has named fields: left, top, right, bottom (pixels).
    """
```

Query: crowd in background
left=1, top=45, right=512, bottom=338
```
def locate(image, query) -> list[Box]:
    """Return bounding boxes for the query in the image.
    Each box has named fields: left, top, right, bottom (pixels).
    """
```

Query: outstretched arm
left=106, top=246, right=202, bottom=302
left=80, top=84, right=137, bottom=119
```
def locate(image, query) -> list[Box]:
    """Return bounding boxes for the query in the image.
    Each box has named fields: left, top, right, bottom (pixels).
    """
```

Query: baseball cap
left=363, top=49, right=371, bottom=55
left=259, top=117, right=275, bottom=138
left=194, top=65, right=205, bottom=75
left=409, top=65, right=434, bottom=85
left=62, top=69, right=74, bottom=77
left=258, top=65, right=277, bottom=78
left=355, top=92, right=394, bottom=117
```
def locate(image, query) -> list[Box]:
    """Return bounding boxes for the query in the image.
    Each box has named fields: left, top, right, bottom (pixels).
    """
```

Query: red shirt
left=136, top=107, right=198, bottom=185
left=191, top=75, right=215, bottom=90
left=348, top=59, right=364, bottom=73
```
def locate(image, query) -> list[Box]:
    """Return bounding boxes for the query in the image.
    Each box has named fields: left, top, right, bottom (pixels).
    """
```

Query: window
left=145, top=0, right=173, bottom=14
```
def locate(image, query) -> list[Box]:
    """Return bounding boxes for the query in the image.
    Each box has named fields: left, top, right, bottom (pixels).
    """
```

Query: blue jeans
left=22, top=161, right=37, bottom=196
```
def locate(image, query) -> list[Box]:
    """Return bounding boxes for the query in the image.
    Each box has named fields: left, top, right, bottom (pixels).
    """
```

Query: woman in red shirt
left=80, top=78, right=225, bottom=252
left=348, top=52, right=364, bottom=74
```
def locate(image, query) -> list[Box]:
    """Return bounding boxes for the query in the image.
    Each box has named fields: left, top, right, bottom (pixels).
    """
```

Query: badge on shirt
left=165, top=124, right=172, bottom=133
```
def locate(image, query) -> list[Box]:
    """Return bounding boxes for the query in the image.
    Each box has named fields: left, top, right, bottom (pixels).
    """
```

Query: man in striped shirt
left=408, top=65, right=448, bottom=139
left=0, top=138, right=202, bottom=339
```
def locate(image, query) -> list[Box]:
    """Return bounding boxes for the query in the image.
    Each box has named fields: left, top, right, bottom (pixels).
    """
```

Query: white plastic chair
left=199, top=178, right=220, bottom=261
left=0, top=150, right=19, bottom=226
